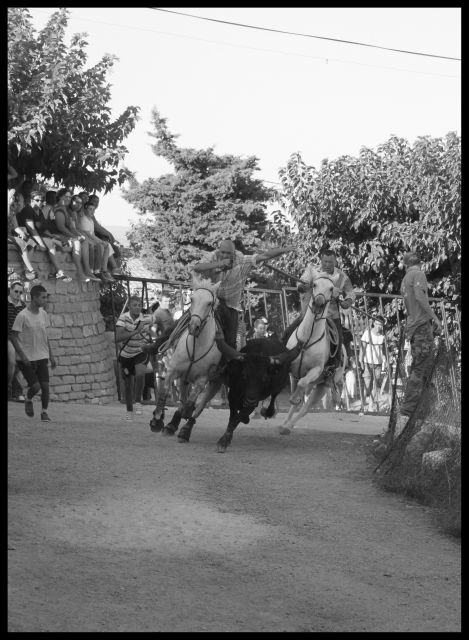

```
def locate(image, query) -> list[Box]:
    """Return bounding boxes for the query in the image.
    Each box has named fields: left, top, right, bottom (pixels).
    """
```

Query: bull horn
left=273, top=340, right=305, bottom=365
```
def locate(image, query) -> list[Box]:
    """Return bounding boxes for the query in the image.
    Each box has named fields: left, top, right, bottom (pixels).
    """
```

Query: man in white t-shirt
left=359, top=314, right=387, bottom=409
left=10, top=284, right=56, bottom=421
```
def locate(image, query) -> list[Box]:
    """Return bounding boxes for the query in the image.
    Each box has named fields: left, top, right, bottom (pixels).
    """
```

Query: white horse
left=279, top=273, right=347, bottom=434
left=150, top=276, right=222, bottom=439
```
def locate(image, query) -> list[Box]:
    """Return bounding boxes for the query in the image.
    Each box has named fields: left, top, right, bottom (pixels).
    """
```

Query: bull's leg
left=150, top=369, right=177, bottom=432
left=261, top=392, right=280, bottom=419
left=216, top=409, right=241, bottom=453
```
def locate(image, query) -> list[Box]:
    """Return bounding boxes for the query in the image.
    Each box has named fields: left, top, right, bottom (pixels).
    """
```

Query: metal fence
left=107, top=276, right=460, bottom=415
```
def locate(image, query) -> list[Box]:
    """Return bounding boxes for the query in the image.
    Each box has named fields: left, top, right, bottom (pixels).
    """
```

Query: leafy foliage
left=8, top=7, right=139, bottom=193
left=122, top=109, right=276, bottom=281
left=269, top=133, right=460, bottom=304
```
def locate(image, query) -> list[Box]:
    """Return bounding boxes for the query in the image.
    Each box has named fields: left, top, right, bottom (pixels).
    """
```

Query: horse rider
left=193, top=238, right=296, bottom=360
left=283, top=247, right=356, bottom=376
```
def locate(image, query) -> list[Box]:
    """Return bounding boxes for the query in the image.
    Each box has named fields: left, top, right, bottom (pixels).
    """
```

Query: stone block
left=47, top=328, right=63, bottom=340
left=62, top=327, right=73, bottom=338
left=51, top=366, right=70, bottom=376
left=83, top=325, right=94, bottom=338
left=53, top=384, right=72, bottom=393
left=75, top=363, right=90, bottom=374
left=71, top=328, right=83, bottom=338
left=64, top=315, right=75, bottom=327
left=50, top=315, right=65, bottom=328
left=81, top=383, right=91, bottom=390
left=59, top=393, right=70, bottom=401
left=69, top=391, right=85, bottom=399
left=62, top=376, right=75, bottom=384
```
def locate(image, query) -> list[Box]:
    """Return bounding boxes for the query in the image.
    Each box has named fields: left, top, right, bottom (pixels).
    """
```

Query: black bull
left=216, top=337, right=303, bottom=453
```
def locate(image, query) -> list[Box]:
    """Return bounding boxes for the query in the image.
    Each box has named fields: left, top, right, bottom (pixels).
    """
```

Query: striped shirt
left=8, top=298, right=26, bottom=335
left=116, top=311, right=152, bottom=358
left=204, top=250, right=259, bottom=311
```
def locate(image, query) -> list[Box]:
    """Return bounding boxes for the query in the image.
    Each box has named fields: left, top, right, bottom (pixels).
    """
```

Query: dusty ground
left=8, top=400, right=460, bottom=632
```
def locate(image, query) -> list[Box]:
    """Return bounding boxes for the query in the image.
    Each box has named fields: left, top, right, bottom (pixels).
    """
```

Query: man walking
left=10, top=284, right=56, bottom=421
left=399, top=251, right=442, bottom=419
left=8, top=281, right=26, bottom=401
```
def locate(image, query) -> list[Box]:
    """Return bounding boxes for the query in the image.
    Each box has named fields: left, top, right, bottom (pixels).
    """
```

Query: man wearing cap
left=193, top=239, right=295, bottom=354
left=284, top=248, right=355, bottom=375
left=399, top=251, right=442, bottom=419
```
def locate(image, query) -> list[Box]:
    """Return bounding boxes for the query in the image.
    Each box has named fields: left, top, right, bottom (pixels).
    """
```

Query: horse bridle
left=189, top=287, right=217, bottom=333
left=293, top=275, right=335, bottom=377
left=307, top=275, right=335, bottom=320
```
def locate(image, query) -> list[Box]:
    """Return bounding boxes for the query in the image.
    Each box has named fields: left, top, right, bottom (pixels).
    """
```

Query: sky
left=25, top=7, right=461, bottom=233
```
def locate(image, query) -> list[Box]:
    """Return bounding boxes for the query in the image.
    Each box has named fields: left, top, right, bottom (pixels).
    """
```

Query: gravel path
left=8, top=401, right=460, bottom=632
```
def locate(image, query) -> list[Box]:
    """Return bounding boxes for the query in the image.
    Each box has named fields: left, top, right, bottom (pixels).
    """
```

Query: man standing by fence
left=399, top=252, right=442, bottom=420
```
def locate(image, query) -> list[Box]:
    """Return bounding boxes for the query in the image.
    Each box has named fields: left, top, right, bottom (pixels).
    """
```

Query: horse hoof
left=150, top=418, right=164, bottom=432
left=279, top=427, right=291, bottom=436
left=216, top=444, right=227, bottom=453
left=289, top=397, right=302, bottom=406
left=177, top=436, right=189, bottom=444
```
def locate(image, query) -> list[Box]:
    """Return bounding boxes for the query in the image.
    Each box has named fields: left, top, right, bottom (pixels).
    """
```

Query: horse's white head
left=188, top=276, right=221, bottom=336
left=309, top=272, right=335, bottom=315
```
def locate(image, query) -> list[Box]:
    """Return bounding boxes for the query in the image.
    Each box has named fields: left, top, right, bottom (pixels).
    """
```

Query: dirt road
left=8, top=401, right=460, bottom=632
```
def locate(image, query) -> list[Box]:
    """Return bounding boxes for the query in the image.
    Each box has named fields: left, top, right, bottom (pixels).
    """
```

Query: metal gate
left=107, top=276, right=460, bottom=415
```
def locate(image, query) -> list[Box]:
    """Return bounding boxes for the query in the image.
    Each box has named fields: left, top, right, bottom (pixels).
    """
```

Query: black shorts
left=16, top=359, right=49, bottom=387
left=119, top=352, right=149, bottom=377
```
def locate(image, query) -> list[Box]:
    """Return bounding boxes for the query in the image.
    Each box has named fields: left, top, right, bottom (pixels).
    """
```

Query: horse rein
left=293, top=276, right=332, bottom=379
left=188, top=287, right=216, bottom=333
left=183, top=287, right=218, bottom=384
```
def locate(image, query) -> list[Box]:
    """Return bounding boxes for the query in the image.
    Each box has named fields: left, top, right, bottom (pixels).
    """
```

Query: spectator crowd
left=8, top=167, right=123, bottom=285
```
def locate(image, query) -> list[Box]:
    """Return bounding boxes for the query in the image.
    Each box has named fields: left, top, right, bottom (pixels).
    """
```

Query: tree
left=122, top=109, right=276, bottom=281
left=269, top=133, right=460, bottom=304
left=8, top=7, right=139, bottom=193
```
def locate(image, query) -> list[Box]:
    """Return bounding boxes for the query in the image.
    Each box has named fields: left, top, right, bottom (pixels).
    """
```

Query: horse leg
left=180, top=376, right=208, bottom=419
left=163, top=378, right=188, bottom=435
left=281, top=384, right=324, bottom=433
left=194, top=379, right=222, bottom=418
left=216, top=409, right=241, bottom=453
left=176, top=379, right=221, bottom=444
left=150, top=370, right=174, bottom=432
left=177, top=417, right=196, bottom=443
left=289, top=365, right=322, bottom=405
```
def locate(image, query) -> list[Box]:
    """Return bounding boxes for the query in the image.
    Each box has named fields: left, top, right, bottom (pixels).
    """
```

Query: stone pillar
left=8, top=245, right=117, bottom=404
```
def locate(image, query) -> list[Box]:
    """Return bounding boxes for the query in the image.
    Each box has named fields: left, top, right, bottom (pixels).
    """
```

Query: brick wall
left=8, top=245, right=117, bottom=404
